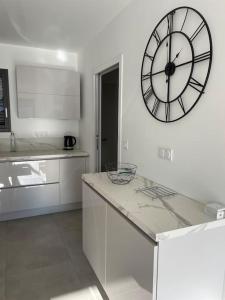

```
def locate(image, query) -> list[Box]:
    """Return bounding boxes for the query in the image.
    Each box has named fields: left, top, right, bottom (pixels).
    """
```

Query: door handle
left=96, top=135, right=99, bottom=150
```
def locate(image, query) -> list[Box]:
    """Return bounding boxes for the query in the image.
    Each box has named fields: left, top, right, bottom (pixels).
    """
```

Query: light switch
left=158, top=147, right=165, bottom=159
left=165, top=148, right=174, bottom=161
left=123, top=140, right=129, bottom=151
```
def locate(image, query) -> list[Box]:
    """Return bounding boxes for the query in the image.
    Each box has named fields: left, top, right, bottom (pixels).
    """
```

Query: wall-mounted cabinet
left=16, top=65, right=80, bottom=120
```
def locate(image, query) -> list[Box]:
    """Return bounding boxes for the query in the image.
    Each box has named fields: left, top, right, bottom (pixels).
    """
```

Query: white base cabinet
left=0, top=157, right=86, bottom=220
left=60, top=158, right=86, bottom=204
left=82, top=182, right=225, bottom=300
left=0, top=184, right=59, bottom=213
left=82, top=182, right=157, bottom=299
left=82, top=182, right=107, bottom=288
left=0, top=159, right=59, bottom=188
left=106, top=205, right=157, bottom=300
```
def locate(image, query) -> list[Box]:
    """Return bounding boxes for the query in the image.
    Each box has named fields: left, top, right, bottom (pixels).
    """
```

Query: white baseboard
left=0, top=202, right=82, bottom=221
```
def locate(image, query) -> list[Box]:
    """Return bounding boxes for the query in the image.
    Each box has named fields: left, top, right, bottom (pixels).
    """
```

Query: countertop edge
left=82, top=173, right=225, bottom=243
left=0, top=150, right=89, bottom=162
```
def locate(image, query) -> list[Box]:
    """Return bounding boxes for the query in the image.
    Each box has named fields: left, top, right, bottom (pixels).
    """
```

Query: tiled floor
left=0, top=210, right=108, bottom=300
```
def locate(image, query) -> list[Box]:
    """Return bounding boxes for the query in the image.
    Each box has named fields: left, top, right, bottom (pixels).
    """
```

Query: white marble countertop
left=0, top=149, right=89, bottom=162
left=82, top=172, right=225, bottom=242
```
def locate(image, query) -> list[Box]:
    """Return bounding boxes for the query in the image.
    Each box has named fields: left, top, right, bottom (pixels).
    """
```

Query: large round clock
left=141, top=7, right=213, bottom=123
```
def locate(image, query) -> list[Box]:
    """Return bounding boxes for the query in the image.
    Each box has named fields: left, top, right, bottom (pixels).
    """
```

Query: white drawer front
left=60, top=158, right=85, bottom=204
left=0, top=160, right=59, bottom=188
left=0, top=162, right=10, bottom=188
left=0, top=183, right=59, bottom=213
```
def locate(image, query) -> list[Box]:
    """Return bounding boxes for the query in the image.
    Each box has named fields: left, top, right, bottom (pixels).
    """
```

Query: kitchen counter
left=82, top=172, right=225, bottom=242
left=0, top=149, right=89, bottom=162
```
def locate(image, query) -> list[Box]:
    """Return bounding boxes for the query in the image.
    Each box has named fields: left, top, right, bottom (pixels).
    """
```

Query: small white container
left=205, top=202, right=225, bottom=220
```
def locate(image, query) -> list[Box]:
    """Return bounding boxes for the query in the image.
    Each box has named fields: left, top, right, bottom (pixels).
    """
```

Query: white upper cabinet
left=16, top=65, right=80, bottom=120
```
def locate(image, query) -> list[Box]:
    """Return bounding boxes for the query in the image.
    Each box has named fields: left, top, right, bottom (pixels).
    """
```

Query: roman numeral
left=153, top=30, right=161, bottom=46
left=165, top=102, right=170, bottom=122
left=190, top=21, right=206, bottom=42
left=142, top=72, right=152, bottom=81
left=181, top=9, right=189, bottom=32
left=143, top=86, right=153, bottom=102
left=189, top=77, right=204, bottom=93
left=152, top=99, right=160, bottom=115
left=144, top=53, right=154, bottom=61
left=167, top=12, right=174, bottom=35
left=194, top=51, right=211, bottom=63
left=178, top=96, right=185, bottom=113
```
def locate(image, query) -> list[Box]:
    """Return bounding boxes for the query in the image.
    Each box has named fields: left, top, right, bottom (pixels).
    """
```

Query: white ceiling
left=0, top=0, right=133, bottom=52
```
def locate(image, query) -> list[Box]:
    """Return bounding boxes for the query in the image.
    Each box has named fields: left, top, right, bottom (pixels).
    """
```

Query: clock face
left=141, top=7, right=213, bottom=123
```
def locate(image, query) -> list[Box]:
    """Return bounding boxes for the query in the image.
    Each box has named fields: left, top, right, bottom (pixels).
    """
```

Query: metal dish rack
left=136, top=185, right=177, bottom=199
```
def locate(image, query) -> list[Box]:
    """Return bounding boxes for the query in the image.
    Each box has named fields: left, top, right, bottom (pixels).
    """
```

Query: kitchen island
left=82, top=172, right=225, bottom=300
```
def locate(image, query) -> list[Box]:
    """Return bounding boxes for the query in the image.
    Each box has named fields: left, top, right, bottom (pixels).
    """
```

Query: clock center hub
left=165, top=62, right=176, bottom=76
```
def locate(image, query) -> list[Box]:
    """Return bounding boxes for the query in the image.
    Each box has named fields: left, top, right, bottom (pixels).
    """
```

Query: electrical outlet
left=35, top=131, right=48, bottom=138
left=158, top=147, right=174, bottom=162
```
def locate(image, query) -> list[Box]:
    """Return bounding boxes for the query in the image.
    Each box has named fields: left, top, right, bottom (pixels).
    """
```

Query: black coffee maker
left=64, top=136, right=76, bottom=150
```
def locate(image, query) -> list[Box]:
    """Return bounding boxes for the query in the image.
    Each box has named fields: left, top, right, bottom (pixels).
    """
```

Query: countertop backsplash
left=0, top=136, right=80, bottom=152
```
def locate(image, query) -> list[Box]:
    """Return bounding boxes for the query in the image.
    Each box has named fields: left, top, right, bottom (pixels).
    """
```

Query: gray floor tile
left=6, top=268, right=46, bottom=300
left=6, top=241, right=70, bottom=277
left=2, top=210, right=106, bottom=300
left=61, top=229, right=83, bottom=258
left=0, top=277, right=6, bottom=300
left=0, top=221, right=7, bottom=240
left=6, top=215, right=59, bottom=243
left=53, top=210, right=82, bottom=232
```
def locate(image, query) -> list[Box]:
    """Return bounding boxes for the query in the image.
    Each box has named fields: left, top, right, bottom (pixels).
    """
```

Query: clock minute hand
left=151, top=58, right=193, bottom=77
left=175, top=59, right=194, bottom=69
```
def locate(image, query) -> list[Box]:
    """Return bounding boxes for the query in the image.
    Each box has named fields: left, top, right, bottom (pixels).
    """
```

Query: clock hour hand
left=172, top=49, right=182, bottom=63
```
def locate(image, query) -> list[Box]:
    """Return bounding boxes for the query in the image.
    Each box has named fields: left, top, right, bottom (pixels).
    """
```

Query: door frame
left=93, top=54, right=123, bottom=172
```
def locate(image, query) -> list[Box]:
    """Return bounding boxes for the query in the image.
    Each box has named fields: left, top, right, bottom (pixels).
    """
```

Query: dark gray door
left=99, top=66, right=119, bottom=172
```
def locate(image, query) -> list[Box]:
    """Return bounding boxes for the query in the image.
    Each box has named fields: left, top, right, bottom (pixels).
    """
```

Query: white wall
left=79, top=0, right=225, bottom=204
left=0, top=43, right=79, bottom=138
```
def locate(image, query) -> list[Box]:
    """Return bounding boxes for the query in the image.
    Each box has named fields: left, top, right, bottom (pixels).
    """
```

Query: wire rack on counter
left=136, top=185, right=177, bottom=200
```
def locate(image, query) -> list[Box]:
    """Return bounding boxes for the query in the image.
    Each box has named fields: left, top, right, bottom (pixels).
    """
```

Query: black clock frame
left=141, top=6, right=213, bottom=123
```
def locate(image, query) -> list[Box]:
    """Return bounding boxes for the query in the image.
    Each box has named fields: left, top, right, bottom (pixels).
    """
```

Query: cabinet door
left=18, top=93, right=80, bottom=120
left=60, top=158, right=85, bottom=204
left=0, top=183, right=59, bottom=213
left=106, top=205, right=158, bottom=300
left=157, top=227, right=225, bottom=300
left=16, top=66, right=80, bottom=120
left=82, top=183, right=106, bottom=288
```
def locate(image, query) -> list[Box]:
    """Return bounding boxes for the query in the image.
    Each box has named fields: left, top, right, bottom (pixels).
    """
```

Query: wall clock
left=141, top=7, right=213, bottom=123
